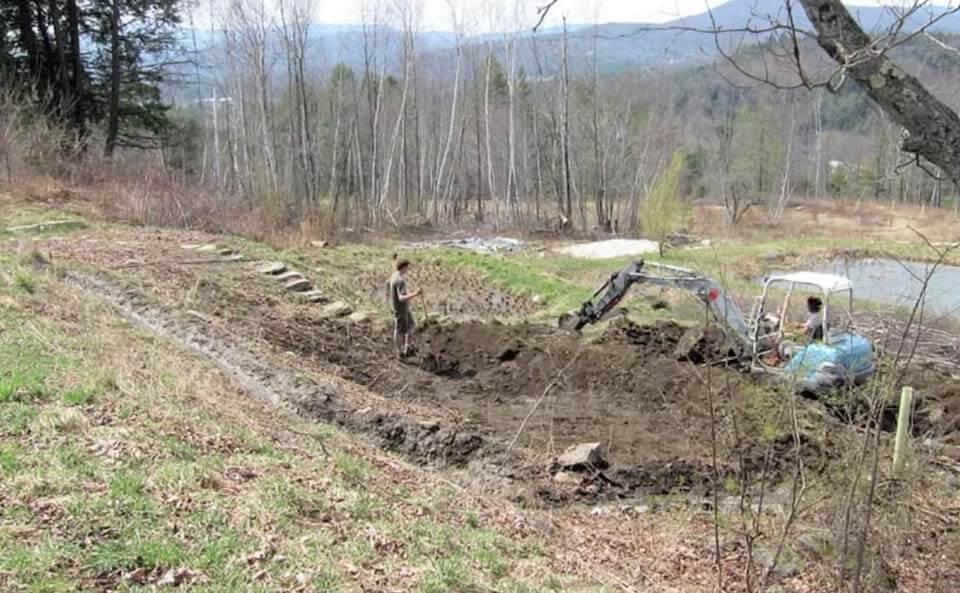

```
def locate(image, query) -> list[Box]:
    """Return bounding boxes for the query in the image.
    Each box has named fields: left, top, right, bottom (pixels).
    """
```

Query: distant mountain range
left=172, top=0, right=960, bottom=95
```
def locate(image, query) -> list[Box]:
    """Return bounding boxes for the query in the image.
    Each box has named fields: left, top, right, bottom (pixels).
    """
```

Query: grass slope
left=0, top=251, right=595, bottom=593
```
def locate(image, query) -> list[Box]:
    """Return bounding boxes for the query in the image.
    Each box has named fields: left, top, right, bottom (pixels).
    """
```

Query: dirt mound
left=412, top=319, right=701, bottom=400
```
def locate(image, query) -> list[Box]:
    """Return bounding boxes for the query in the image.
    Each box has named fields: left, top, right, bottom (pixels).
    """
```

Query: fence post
left=893, top=386, right=914, bottom=475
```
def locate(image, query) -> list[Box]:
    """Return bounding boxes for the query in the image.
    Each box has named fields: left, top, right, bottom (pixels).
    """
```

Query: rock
left=285, top=278, right=312, bottom=292
left=275, top=270, right=303, bottom=282
left=301, top=290, right=329, bottom=304
left=796, top=530, right=834, bottom=561
left=552, top=471, right=584, bottom=486
left=556, top=442, right=606, bottom=470
left=180, top=244, right=201, bottom=250
left=418, top=420, right=440, bottom=432
left=531, top=294, right=543, bottom=304
left=196, top=243, right=220, bottom=252
left=755, top=546, right=802, bottom=579
left=223, top=254, right=244, bottom=262
left=258, top=261, right=286, bottom=275
left=310, top=240, right=329, bottom=248
left=347, top=311, right=370, bottom=323
left=320, top=301, right=352, bottom=318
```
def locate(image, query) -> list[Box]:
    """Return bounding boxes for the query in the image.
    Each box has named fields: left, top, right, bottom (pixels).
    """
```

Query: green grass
left=0, top=443, right=23, bottom=475
left=0, top=402, right=37, bottom=435
left=0, top=312, right=62, bottom=403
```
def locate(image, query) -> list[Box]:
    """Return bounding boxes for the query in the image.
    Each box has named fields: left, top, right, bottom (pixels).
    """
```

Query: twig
left=506, top=351, right=580, bottom=453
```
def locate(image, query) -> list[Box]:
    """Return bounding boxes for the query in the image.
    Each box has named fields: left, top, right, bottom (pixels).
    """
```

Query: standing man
left=388, top=259, right=421, bottom=357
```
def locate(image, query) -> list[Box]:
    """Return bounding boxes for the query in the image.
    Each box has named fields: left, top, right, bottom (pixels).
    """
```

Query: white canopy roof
left=766, top=271, right=853, bottom=293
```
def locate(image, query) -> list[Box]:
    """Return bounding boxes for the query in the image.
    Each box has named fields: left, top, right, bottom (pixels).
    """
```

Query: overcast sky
left=319, top=0, right=955, bottom=30
left=192, top=1, right=954, bottom=32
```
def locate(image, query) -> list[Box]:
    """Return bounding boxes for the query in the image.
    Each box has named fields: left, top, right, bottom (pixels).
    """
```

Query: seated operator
left=803, top=296, right=825, bottom=342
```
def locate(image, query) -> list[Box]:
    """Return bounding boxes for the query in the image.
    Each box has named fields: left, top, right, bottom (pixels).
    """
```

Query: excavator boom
left=560, top=260, right=752, bottom=356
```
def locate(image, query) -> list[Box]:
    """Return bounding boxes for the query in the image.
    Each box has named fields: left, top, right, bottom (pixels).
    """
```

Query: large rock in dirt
left=285, top=278, right=312, bottom=292
left=556, top=442, right=606, bottom=470
left=300, top=289, right=329, bottom=304
left=347, top=311, right=370, bottom=324
left=755, top=546, right=802, bottom=579
left=258, top=261, right=286, bottom=275
left=320, top=301, right=352, bottom=318
left=275, top=270, right=303, bottom=282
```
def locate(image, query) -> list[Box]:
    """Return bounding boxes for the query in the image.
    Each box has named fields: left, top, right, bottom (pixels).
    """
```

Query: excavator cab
left=751, top=272, right=875, bottom=393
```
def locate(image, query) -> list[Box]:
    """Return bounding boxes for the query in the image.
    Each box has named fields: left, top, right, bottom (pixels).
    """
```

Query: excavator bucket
left=558, top=310, right=582, bottom=331
left=672, top=325, right=707, bottom=361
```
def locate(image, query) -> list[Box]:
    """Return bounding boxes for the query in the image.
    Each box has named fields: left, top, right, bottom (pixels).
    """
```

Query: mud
left=253, top=307, right=808, bottom=492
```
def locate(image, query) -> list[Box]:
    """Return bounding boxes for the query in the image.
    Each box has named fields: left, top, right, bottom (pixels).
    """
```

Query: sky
left=312, top=0, right=952, bottom=30
left=192, top=0, right=955, bottom=32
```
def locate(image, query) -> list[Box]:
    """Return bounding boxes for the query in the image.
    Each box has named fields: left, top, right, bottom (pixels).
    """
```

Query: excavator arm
left=559, top=260, right=752, bottom=356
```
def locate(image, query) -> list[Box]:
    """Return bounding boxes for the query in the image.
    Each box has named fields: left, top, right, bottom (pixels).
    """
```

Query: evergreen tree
left=0, top=0, right=182, bottom=153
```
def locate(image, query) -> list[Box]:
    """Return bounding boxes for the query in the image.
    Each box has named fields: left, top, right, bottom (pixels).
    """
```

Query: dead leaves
left=123, top=566, right=208, bottom=588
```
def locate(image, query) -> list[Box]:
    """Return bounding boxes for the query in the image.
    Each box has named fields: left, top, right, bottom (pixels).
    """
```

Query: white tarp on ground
left=556, top=239, right=659, bottom=259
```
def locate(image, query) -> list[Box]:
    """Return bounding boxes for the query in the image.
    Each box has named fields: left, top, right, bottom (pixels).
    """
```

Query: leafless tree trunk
left=559, top=18, right=573, bottom=226
left=103, top=0, right=121, bottom=157
left=431, top=5, right=462, bottom=222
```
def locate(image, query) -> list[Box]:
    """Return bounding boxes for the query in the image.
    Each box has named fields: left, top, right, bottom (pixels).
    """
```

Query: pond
left=793, top=258, right=960, bottom=318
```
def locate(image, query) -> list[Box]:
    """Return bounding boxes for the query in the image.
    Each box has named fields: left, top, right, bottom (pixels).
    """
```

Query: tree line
left=5, top=0, right=960, bottom=232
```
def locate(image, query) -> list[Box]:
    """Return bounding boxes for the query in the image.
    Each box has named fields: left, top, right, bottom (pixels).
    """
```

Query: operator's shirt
left=805, top=311, right=824, bottom=341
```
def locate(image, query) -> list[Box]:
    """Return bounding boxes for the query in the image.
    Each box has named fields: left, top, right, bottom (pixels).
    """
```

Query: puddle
left=768, top=258, right=960, bottom=317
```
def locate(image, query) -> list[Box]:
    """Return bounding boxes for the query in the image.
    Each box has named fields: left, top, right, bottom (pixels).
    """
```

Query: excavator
left=559, top=261, right=876, bottom=394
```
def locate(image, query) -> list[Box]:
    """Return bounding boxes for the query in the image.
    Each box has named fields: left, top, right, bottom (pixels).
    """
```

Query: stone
left=258, top=261, right=286, bottom=275
left=285, top=278, right=312, bottom=292
left=223, top=254, right=244, bottom=262
left=320, top=301, right=352, bottom=318
left=347, top=311, right=370, bottom=323
left=180, top=244, right=201, bottom=250
left=755, top=545, right=802, bottom=579
left=552, top=471, right=583, bottom=486
left=196, top=243, right=220, bottom=252
left=531, top=294, right=543, bottom=304
left=275, top=270, right=303, bottom=282
left=796, top=530, right=835, bottom=561
left=301, top=290, right=329, bottom=304
left=418, top=420, right=440, bottom=432
left=310, top=240, right=329, bottom=248
left=556, top=442, right=606, bottom=470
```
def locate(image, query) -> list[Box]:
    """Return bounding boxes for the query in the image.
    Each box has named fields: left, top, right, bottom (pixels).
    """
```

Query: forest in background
left=4, top=0, right=960, bottom=234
